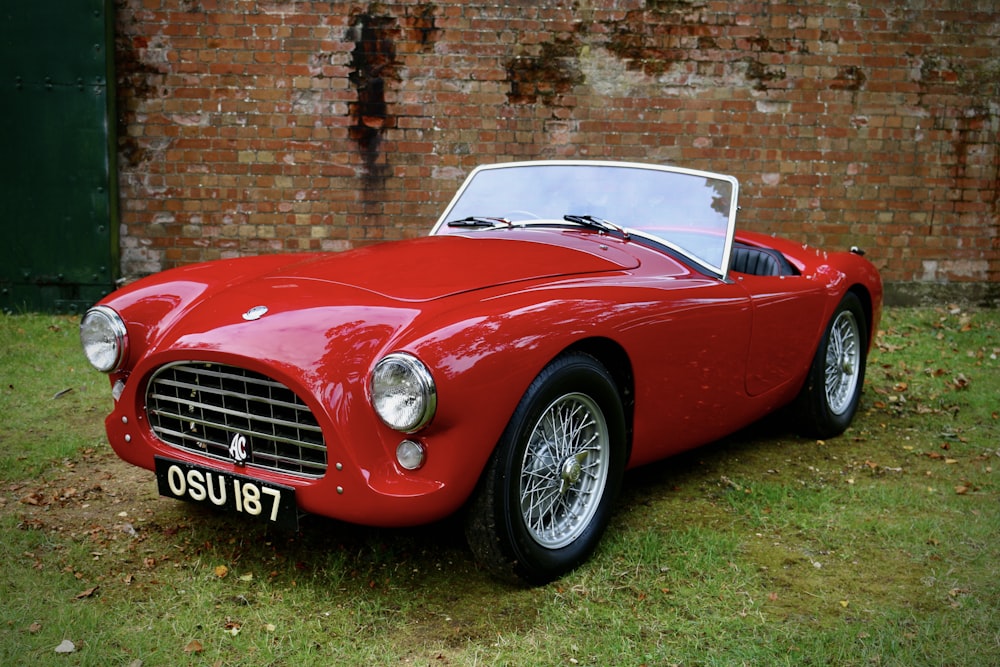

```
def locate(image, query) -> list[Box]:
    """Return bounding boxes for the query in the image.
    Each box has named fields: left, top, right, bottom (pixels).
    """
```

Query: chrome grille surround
left=145, top=362, right=327, bottom=478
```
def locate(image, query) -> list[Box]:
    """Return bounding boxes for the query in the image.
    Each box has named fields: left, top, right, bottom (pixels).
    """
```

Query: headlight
left=370, top=353, right=436, bottom=433
left=80, top=306, right=128, bottom=373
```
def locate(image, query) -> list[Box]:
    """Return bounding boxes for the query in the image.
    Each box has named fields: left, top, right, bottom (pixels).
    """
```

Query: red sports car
left=81, top=161, right=882, bottom=583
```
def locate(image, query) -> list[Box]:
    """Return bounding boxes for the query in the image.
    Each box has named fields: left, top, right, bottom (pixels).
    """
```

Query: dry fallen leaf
left=20, top=492, right=44, bottom=506
left=74, top=586, right=99, bottom=600
left=183, top=639, right=204, bottom=654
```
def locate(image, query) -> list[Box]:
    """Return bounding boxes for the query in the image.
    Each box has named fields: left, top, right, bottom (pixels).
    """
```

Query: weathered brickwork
left=115, top=0, right=999, bottom=290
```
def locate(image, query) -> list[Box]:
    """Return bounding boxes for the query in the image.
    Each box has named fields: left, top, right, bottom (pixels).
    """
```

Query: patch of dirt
left=0, top=445, right=482, bottom=596
left=1, top=447, right=165, bottom=545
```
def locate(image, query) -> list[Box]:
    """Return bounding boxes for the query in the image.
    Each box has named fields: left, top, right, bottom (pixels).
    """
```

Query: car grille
left=145, top=362, right=327, bottom=478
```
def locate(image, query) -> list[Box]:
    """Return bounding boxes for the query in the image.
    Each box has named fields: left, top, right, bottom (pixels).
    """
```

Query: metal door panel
left=0, top=0, right=117, bottom=313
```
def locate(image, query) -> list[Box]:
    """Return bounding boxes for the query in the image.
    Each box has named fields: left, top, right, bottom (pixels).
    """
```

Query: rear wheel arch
left=795, top=291, right=869, bottom=439
left=846, top=285, right=874, bottom=350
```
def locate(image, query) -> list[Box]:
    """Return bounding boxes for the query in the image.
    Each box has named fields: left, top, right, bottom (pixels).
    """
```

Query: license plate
left=154, top=457, right=297, bottom=530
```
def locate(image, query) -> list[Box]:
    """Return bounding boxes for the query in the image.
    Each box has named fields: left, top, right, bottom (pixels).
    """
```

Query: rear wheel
left=795, top=292, right=868, bottom=439
left=465, top=352, right=626, bottom=585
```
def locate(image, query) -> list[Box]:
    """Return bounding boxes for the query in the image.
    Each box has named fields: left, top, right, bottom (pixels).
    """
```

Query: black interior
left=729, top=243, right=798, bottom=277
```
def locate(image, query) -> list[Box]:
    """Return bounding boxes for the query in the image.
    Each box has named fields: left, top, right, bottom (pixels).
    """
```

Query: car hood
left=272, top=232, right=639, bottom=302
left=110, top=232, right=640, bottom=373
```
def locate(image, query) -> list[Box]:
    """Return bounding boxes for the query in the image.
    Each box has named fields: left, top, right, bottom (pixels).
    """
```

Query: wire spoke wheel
left=519, top=393, right=610, bottom=549
left=464, top=351, right=626, bottom=584
left=795, top=292, right=869, bottom=440
left=824, top=310, right=861, bottom=416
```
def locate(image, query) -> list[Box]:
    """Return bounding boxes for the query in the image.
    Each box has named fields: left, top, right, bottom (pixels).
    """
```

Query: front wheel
left=795, top=292, right=868, bottom=439
left=465, top=352, right=627, bottom=585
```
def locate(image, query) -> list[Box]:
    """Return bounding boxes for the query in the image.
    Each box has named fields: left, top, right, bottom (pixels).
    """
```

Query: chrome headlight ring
left=370, top=352, right=437, bottom=433
left=80, top=305, right=129, bottom=373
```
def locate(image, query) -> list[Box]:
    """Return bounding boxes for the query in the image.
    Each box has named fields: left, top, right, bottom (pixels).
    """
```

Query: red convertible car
left=81, top=161, right=882, bottom=583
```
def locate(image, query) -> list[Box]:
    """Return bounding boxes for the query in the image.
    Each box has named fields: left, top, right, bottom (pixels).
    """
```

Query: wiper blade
left=563, top=214, right=629, bottom=239
left=446, top=216, right=511, bottom=228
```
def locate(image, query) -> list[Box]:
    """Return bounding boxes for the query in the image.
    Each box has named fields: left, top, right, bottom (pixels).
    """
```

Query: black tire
left=465, top=351, right=627, bottom=585
left=795, top=292, right=868, bottom=439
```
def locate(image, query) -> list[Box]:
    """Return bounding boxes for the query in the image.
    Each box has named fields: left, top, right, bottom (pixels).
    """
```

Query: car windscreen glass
left=432, top=162, right=738, bottom=277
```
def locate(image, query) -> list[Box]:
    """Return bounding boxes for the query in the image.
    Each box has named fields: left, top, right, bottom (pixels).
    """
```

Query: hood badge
left=229, top=433, right=248, bottom=465
left=242, top=305, right=268, bottom=321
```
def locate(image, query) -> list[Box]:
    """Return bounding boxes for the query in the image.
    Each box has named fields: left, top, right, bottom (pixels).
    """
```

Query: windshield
left=431, top=161, right=739, bottom=277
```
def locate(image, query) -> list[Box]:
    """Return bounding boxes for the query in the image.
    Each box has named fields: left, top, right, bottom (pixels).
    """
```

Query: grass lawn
left=1, top=307, right=998, bottom=666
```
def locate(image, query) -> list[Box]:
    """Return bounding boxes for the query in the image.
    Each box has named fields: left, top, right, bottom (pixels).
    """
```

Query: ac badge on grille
left=229, top=433, right=248, bottom=465
left=242, top=305, right=268, bottom=321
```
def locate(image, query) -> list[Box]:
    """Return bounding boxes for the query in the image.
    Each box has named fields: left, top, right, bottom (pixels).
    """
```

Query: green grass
left=0, top=314, right=110, bottom=478
left=1, top=307, right=998, bottom=666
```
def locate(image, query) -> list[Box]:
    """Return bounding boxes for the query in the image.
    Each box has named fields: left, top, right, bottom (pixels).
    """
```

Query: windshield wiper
left=446, top=216, right=512, bottom=228
left=563, top=214, right=629, bottom=240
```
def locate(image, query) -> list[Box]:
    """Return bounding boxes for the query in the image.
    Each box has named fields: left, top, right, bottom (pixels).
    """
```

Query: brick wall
left=115, top=0, right=999, bottom=292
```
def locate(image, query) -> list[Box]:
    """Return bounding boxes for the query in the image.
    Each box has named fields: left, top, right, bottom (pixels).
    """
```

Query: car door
left=733, top=273, right=829, bottom=396
left=621, top=273, right=756, bottom=467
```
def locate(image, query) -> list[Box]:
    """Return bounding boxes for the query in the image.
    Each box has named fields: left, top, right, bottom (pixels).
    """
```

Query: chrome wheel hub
left=560, top=454, right=583, bottom=494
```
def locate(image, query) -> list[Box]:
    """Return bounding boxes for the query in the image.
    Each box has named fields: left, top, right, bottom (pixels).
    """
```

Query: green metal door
left=0, top=0, right=118, bottom=314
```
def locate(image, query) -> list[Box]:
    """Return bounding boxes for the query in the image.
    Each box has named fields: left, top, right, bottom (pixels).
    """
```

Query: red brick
left=114, top=0, right=998, bottom=283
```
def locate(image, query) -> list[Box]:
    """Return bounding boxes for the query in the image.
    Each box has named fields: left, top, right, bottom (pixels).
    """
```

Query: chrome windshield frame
left=430, top=160, right=740, bottom=279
